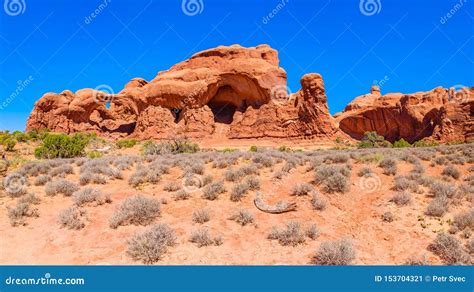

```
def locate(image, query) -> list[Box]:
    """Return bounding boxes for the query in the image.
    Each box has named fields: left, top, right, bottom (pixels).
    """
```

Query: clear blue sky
left=0, top=0, right=473, bottom=131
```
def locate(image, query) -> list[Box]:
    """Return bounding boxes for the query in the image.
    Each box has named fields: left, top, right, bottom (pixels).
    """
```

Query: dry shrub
left=311, top=193, right=328, bottom=211
left=290, top=183, right=313, bottom=196
left=109, top=195, right=161, bottom=229
left=174, top=189, right=190, bottom=201
left=311, top=239, right=356, bottom=265
left=189, top=228, right=222, bottom=247
left=45, top=179, right=79, bottom=197
left=229, top=209, right=254, bottom=226
left=202, top=181, right=225, bottom=200
left=8, top=202, right=39, bottom=226
left=428, top=233, right=470, bottom=265
left=58, top=206, right=86, bottom=230
left=425, top=196, right=449, bottom=217
left=72, top=187, right=111, bottom=207
left=230, top=182, right=250, bottom=202
left=192, top=208, right=210, bottom=224
left=163, top=181, right=181, bottom=192
left=127, top=224, right=176, bottom=264
left=379, top=158, right=397, bottom=175
left=244, top=176, right=260, bottom=190
left=442, top=165, right=460, bottom=179
left=305, top=224, right=320, bottom=240
left=268, top=221, right=305, bottom=247
left=404, top=254, right=429, bottom=265
left=453, top=209, right=474, bottom=231
left=390, top=191, right=412, bottom=206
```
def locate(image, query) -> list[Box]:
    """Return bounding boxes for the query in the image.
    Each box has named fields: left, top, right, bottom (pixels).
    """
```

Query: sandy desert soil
left=0, top=142, right=473, bottom=265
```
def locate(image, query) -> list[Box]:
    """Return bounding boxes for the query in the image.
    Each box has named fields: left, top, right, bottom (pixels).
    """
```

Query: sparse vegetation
left=110, top=195, right=161, bottom=229
left=202, top=181, right=225, bottom=200
left=192, top=208, right=210, bottom=224
left=311, top=239, right=356, bottom=265
left=428, top=233, right=469, bottom=265
left=290, top=183, right=313, bottom=196
left=45, top=179, right=79, bottom=197
left=58, top=206, right=86, bottom=230
left=127, top=224, right=176, bottom=264
left=442, top=165, right=460, bottom=180
left=189, top=228, right=222, bottom=247
left=390, top=191, right=411, bottom=206
left=229, top=209, right=254, bottom=226
left=268, top=221, right=306, bottom=247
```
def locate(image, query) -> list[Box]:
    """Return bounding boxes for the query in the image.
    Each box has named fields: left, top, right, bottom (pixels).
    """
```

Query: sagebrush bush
left=428, top=233, right=469, bottom=265
left=390, top=191, right=412, bottom=206
left=442, top=165, right=461, bottom=180
left=229, top=209, right=254, bottom=226
left=174, top=189, right=190, bottom=201
left=324, top=173, right=350, bottom=194
left=34, top=174, right=51, bottom=186
left=45, top=179, right=79, bottom=196
left=311, top=239, right=356, bottom=265
left=189, top=228, right=222, bottom=247
left=404, top=254, right=429, bottom=265
left=72, top=187, right=111, bottom=206
left=126, top=224, right=176, bottom=264
left=224, top=168, right=244, bottom=182
left=268, top=221, right=306, bottom=247
left=393, top=176, right=417, bottom=192
left=18, top=193, right=41, bottom=205
left=244, top=176, right=260, bottom=190
left=323, top=154, right=349, bottom=164
left=314, top=165, right=350, bottom=194
left=141, top=138, right=199, bottom=155
left=252, top=153, right=274, bottom=167
left=305, top=224, right=320, bottom=240
left=357, top=167, right=373, bottom=177
left=429, top=182, right=458, bottom=198
left=453, top=209, right=474, bottom=231
left=382, top=211, right=394, bottom=222
left=379, top=158, right=397, bottom=175
left=109, top=195, right=161, bottom=229
left=192, top=208, right=210, bottom=224
left=311, top=193, right=328, bottom=211
left=290, top=183, right=313, bottom=196
left=230, top=182, right=250, bottom=202
left=163, top=181, right=181, bottom=192
left=8, top=202, right=39, bottom=226
left=49, top=164, right=74, bottom=177
left=58, top=206, right=86, bottom=230
left=202, top=181, right=225, bottom=200
left=425, top=197, right=449, bottom=217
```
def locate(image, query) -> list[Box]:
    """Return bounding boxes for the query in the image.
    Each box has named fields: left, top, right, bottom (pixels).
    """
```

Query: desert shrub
left=3, top=172, right=28, bottom=197
left=392, top=176, right=417, bottom=192
left=393, top=138, right=411, bottom=148
left=109, top=195, right=161, bottom=229
left=453, top=209, right=474, bottom=231
left=252, top=153, right=274, bottom=167
left=49, top=164, right=74, bottom=177
left=229, top=209, right=254, bottom=226
left=58, top=206, right=86, bottom=230
left=413, top=140, right=438, bottom=148
left=382, top=211, right=394, bottom=222
left=141, top=138, right=199, bottom=155
left=357, top=167, right=373, bottom=177
left=126, top=224, right=176, bottom=264
left=45, top=179, right=79, bottom=196
left=314, top=165, right=350, bottom=184
left=267, top=221, right=305, bottom=247
left=273, top=170, right=284, bottom=180
left=34, top=133, right=91, bottom=159
left=355, top=153, right=384, bottom=164
left=305, top=224, right=320, bottom=240
left=290, top=183, right=313, bottom=196
left=357, top=131, right=391, bottom=148
left=411, top=162, right=425, bottom=174
left=192, top=208, right=210, bottom=224
left=244, top=176, right=260, bottom=190
left=8, top=202, right=39, bottom=226
left=202, top=174, right=213, bottom=186
left=230, top=182, right=250, bottom=202
left=34, top=174, right=51, bottom=186
left=324, top=154, right=349, bottom=164
left=404, top=254, right=429, bottom=265
left=323, top=173, right=350, bottom=194
left=425, top=196, right=449, bottom=217
left=18, top=193, right=41, bottom=205
left=311, top=239, right=356, bottom=265
left=0, top=136, right=16, bottom=151
left=163, top=181, right=181, bottom=192
left=202, top=181, right=225, bottom=200
left=239, top=164, right=260, bottom=176
left=189, top=228, right=222, bottom=247
left=390, top=191, right=412, bottom=206
left=174, top=189, right=190, bottom=201
left=466, top=239, right=474, bottom=254
left=428, top=233, right=469, bottom=265
left=311, top=193, right=328, bottom=211
left=379, top=158, right=397, bottom=175
left=116, top=139, right=137, bottom=149
left=249, top=145, right=258, bottom=152
left=442, top=165, right=460, bottom=180
left=72, top=187, right=111, bottom=206
left=429, top=182, right=458, bottom=198
left=224, top=168, right=244, bottom=182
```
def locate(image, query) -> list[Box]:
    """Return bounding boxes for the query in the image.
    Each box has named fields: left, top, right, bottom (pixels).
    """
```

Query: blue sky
left=0, top=0, right=473, bottom=131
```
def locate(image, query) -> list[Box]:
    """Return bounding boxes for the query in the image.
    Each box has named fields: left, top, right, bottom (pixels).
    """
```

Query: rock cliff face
left=26, top=44, right=343, bottom=141
left=336, top=86, right=473, bottom=143
left=26, top=44, right=473, bottom=143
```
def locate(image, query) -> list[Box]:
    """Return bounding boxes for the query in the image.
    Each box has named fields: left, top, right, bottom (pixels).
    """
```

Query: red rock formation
left=26, top=44, right=344, bottom=141
left=336, top=86, right=474, bottom=143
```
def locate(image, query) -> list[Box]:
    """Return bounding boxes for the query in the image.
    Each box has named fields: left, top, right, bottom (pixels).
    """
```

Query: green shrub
left=116, top=139, right=137, bottom=149
left=413, top=140, right=439, bottom=148
left=278, top=145, right=291, bottom=152
left=357, top=131, right=392, bottom=148
left=249, top=145, right=258, bottom=152
left=393, top=138, right=411, bottom=148
left=34, top=133, right=92, bottom=159
left=87, top=151, right=103, bottom=159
